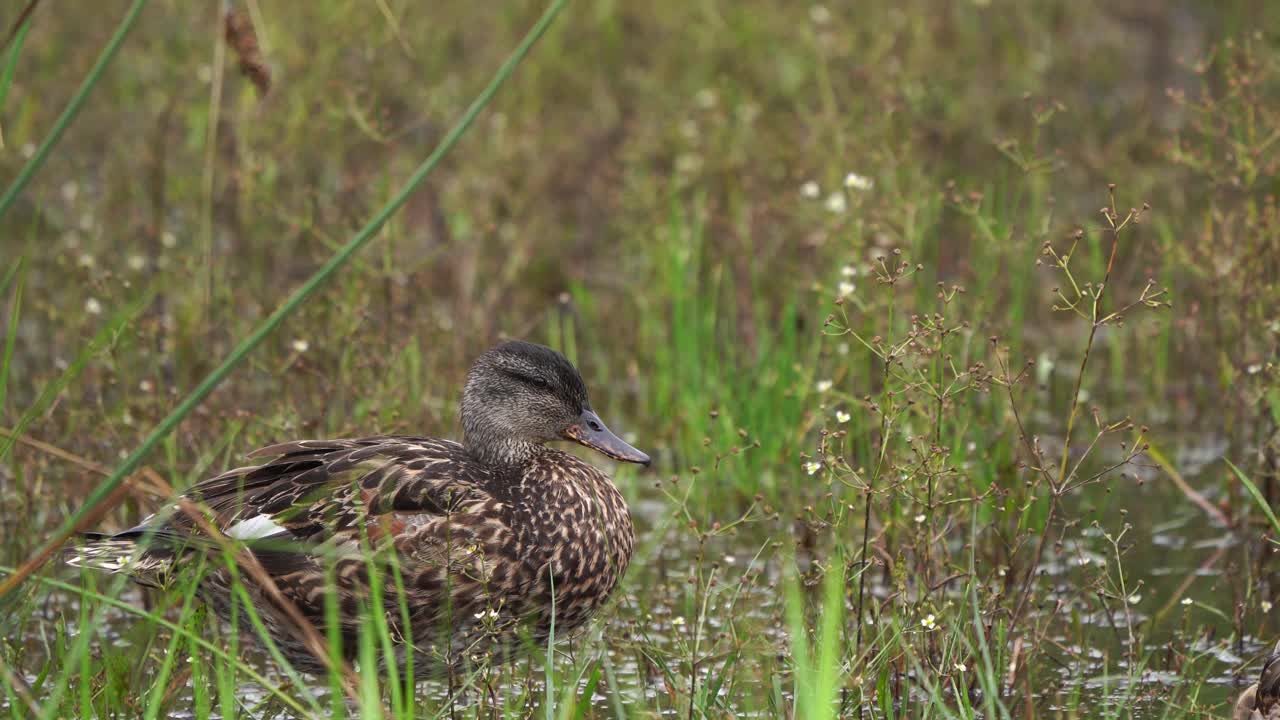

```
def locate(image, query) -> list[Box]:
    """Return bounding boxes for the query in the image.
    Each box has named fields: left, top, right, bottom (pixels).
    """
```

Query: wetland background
left=2, top=0, right=1280, bottom=717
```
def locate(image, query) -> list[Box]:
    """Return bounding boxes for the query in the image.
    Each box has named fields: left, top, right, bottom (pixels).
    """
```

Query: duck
left=1235, top=640, right=1280, bottom=719
left=66, top=340, right=649, bottom=678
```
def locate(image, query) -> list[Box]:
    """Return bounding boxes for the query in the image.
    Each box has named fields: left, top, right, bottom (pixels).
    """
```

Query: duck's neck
left=465, top=431, right=543, bottom=469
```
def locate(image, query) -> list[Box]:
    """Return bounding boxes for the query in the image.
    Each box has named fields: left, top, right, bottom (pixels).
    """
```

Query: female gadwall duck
left=1235, top=641, right=1280, bottom=719
left=67, top=341, right=649, bottom=677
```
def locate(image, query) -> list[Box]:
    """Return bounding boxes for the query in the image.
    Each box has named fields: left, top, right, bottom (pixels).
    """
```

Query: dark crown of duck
left=461, top=341, right=649, bottom=467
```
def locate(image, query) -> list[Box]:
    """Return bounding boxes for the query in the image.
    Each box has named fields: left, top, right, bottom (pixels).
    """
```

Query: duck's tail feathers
left=63, top=531, right=179, bottom=588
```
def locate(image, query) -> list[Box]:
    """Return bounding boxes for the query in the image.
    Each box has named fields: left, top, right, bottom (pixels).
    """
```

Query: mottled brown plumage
left=1235, top=641, right=1280, bottom=720
left=67, top=341, right=648, bottom=677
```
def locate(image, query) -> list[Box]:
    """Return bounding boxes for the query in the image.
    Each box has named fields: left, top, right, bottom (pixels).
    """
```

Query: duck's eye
left=507, top=371, right=552, bottom=391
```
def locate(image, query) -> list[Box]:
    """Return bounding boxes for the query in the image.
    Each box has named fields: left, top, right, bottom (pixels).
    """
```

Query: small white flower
left=825, top=192, right=847, bottom=214
left=838, top=281, right=856, bottom=296
left=914, top=513, right=926, bottom=524
left=473, top=608, right=499, bottom=621
left=836, top=342, right=849, bottom=356
left=1247, top=363, right=1263, bottom=375
left=1077, top=556, right=1090, bottom=566
left=804, top=461, right=822, bottom=476
left=841, top=264, right=857, bottom=277
left=953, top=662, right=967, bottom=672
left=127, top=255, right=147, bottom=271
left=800, top=180, right=821, bottom=199
left=695, top=88, right=718, bottom=109
left=77, top=253, right=96, bottom=268
left=675, top=153, right=703, bottom=175
left=815, top=379, right=833, bottom=393
left=84, top=298, right=102, bottom=315
left=844, top=172, right=874, bottom=191
left=671, top=616, right=686, bottom=626
left=139, top=380, right=154, bottom=393
left=61, top=181, right=79, bottom=203
left=921, top=613, right=937, bottom=630
left=808, top=4, right=831, bottom=24
left=1127, top=594, right=1142, bottom=604
left=161, top=231, right=178, bottom=249
left=1180, top=597, right=1193, bottom=606
left=724, top=555, right=736, bottom=564
left=291, top=339, right=310, bottom=353
left=1264, top=600, right=1274, bottom=613
left=835, top=410, right=851, bottom=424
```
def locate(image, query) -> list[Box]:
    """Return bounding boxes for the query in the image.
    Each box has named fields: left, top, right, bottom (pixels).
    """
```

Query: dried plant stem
left=1009, top=193, right=1127, bottom=639
left=855, top=297, right=895, bottom=658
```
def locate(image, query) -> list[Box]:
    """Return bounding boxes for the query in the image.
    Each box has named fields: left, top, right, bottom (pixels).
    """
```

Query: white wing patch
left=225, top=514, right=286, bottom=540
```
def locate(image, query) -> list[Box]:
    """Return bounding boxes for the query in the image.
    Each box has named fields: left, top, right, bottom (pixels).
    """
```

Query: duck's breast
left=510, top=450, right=635, bottom=631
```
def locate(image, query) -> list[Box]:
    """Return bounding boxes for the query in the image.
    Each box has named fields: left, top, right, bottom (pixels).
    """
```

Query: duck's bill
left=564, top=410, right=651, bottom=466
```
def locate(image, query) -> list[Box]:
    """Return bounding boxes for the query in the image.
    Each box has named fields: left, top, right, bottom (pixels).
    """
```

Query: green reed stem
left=0, top=0, right=569, bottom=601
left=0, top=14, right=33, bottom=133
left=0, top=0, right=148, bottom=219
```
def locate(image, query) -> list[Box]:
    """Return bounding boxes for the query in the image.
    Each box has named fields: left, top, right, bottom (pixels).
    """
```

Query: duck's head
left=460, top=340, right=650, bottom=468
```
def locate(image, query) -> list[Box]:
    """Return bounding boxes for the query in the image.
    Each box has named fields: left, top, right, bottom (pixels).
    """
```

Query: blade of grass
left=0, top=0, right=569, bottom=601
left=0, top=260, right=22, bottom=414
left=0, top=567, right=315, bottom=718
left=0, top=10, right=32, bottom=151
left=0, top=0, right=39, bottom=56
left=0, top=287, right=154, bottom=465
left=0, top=0, right=148, bottom=219
left=1227, top=458, right=1280, bottom=535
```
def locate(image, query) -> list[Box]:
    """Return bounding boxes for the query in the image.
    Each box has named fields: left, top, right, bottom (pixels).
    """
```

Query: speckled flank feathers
left=66, top=341, right=644, bottom=678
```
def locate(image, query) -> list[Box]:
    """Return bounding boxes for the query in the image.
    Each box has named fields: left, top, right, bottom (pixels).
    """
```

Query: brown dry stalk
left=224, top=8, right=270, bottom=96
left=0, top=427, right=166, bottom=500
left=0, top=0, right=40, bottom=55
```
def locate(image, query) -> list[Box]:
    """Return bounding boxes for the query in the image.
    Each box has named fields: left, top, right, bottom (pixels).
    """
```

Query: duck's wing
left=68, top=436, right=499, bottom=585
left=192, top=436, right=526, bottom=658
left=178, top=436, right=494, bottom=542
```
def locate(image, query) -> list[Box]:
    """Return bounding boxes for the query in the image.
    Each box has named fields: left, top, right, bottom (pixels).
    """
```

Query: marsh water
left=6, top=420, right=1269, bottom=717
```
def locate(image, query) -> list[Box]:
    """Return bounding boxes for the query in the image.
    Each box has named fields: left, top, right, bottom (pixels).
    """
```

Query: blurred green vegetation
left=2, top=0, right=1280, bottom=716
